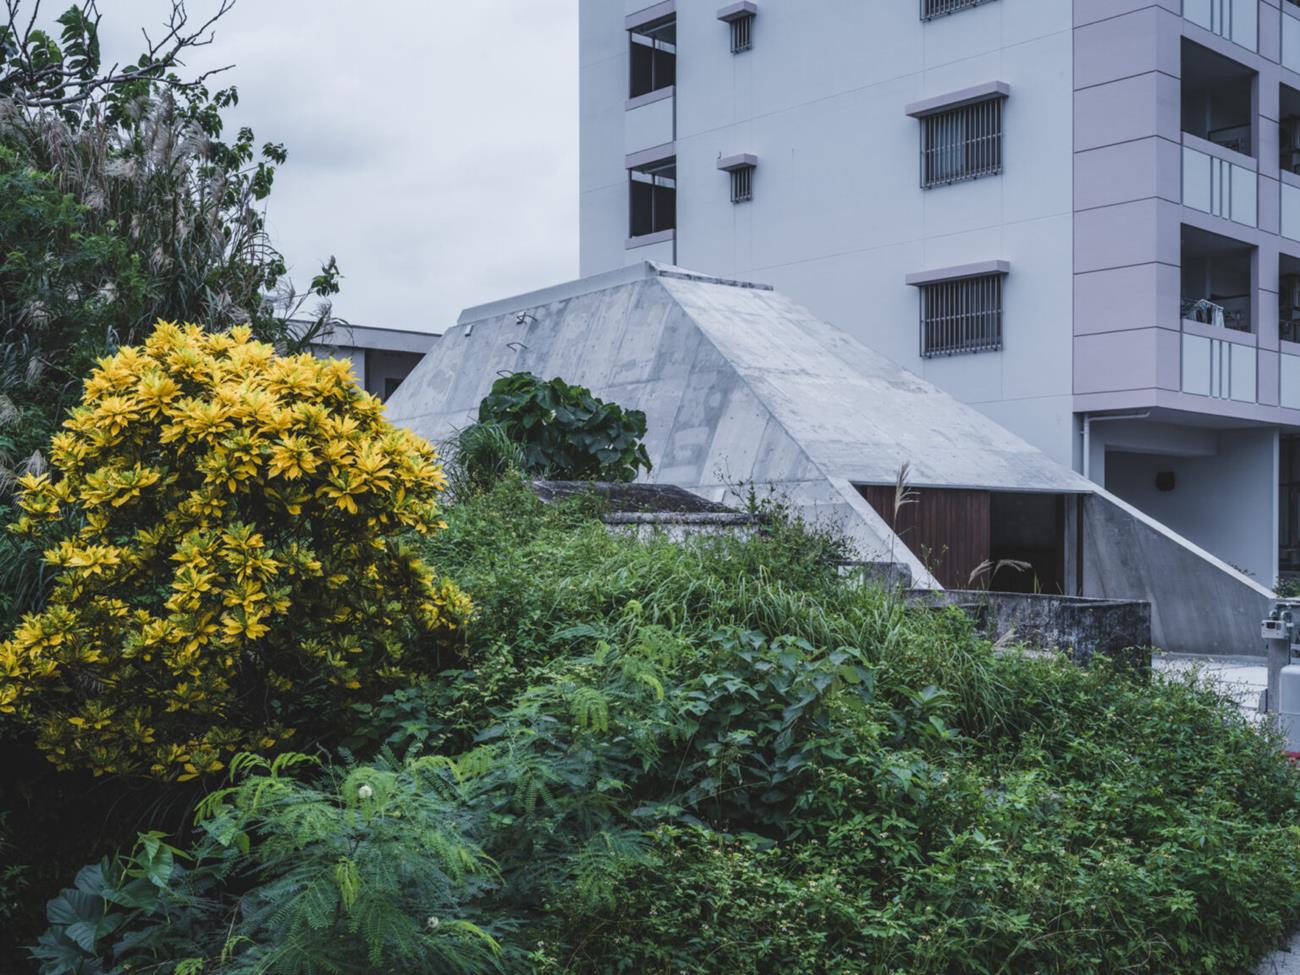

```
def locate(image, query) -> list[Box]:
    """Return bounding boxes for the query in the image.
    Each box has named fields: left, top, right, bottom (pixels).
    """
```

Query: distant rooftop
left=291, top=320, right=440, bottom=355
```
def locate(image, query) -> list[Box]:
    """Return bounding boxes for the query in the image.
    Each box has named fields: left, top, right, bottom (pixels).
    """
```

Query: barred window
left=919, top=274, right=1003, bottom=358
left=920, top=0, right=997, bottom=21
left=729, top=165, right=753, bottom=203
left=730, top=14, right=753, bottom=53
left=920, top=97, right=1003, bottom=188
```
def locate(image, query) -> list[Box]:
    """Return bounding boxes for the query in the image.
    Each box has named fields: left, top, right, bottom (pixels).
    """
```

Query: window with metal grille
left=919, top=274, right=1003, bottom=357
left=630, top=17, right=676, bottom=98
left=730, top=14, right=753, bottom=53
left=920, top=97, right=1003, bottom=188
left=729, top=165, right=753, bottom=203
left=630, top=160, right=676, bottom=237
left=920, top=0, right=997, bottom=21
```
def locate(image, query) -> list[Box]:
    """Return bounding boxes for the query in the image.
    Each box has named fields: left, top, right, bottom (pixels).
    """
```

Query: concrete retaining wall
left=1082, top=491, right=1273, bottom=656
left=912, top=589, right=1152, bottom=669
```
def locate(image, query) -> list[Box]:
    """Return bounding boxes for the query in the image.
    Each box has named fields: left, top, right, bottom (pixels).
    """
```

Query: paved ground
left=1152, top=652, right=1269, bottom=719
left=1152, top=653, right=1300, bottom=973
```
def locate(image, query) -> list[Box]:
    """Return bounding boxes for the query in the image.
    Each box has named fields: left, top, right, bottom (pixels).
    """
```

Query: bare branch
left=1, top=0, right=240, bottom=112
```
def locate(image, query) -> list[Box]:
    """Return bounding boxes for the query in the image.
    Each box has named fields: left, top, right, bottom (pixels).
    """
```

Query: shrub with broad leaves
left=0, top=323, right=469, bottom=779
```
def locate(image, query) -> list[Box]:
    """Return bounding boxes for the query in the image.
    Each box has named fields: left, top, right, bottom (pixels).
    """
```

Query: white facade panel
left=1287, top=8, right=1300, bottom=73
left=1282, top=353, right=1300, bottom=409
left=1283, top=182, right=1300, bottom=241
left=625, top=94, right=675, bottom=155
left=1183, top=333, right=1212, bottom=396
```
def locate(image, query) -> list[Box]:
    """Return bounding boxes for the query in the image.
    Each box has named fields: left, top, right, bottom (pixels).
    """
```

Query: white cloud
left=91, top=0, right=578, bottom=332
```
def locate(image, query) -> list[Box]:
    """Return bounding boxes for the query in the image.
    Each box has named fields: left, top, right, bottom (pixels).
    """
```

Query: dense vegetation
left=452, top=372, right=652, bottom=491
left=0, top=324, right=468, bottom=780
left=22, top=477, right=1300, bottom=973
left=0, top=0, right=343, bottom=627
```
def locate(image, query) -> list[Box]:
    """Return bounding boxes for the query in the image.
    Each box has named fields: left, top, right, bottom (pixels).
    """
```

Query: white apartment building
left=579, top=0, right=1300, bottom=588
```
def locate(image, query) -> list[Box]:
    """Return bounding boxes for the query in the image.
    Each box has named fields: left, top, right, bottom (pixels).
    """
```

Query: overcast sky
left=96, top=0, right=579, bottom=333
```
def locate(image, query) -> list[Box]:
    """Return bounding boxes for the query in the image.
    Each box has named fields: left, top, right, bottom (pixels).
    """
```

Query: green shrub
left=33, top=480, right=1300, bottom=973
left=460, top=372, right=651, bottom=485
left=33, top=752, right=504, bottom=975
left=0, top=324, right=469, bottom=780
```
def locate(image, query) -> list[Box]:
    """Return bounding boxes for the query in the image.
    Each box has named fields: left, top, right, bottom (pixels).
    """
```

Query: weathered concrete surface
left=386, top=262, right=1272, bottom=654
left=1259, top=939, right=1300, bottom=974
left=530, top=480, right=736, bottom=514
left=913, top=589, right=1151, bottom=669
left=1085, top=492, right=1274, bottom=656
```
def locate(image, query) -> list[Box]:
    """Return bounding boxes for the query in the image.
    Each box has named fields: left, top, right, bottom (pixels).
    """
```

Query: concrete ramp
left=387, top=263, right=1271, bottom=655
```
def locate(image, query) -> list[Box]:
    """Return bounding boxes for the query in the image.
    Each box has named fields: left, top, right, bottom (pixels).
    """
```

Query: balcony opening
left=1282, top=254, right=1300, bottom=344
left=629, top=159, right=676, bottom=239
left=1181, top=224, right=1253, bottom=333
left=630, top=17, right=675, bottom=99
left=1283, top=435, right=1300, bottom=575
left=1181, top=39, right=1255, bottom=157
left=1284, top=85, right=1300, bottom=176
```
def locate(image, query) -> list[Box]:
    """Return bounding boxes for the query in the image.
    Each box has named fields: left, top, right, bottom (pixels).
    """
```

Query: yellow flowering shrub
left=0, top=322, right=469, bottom=779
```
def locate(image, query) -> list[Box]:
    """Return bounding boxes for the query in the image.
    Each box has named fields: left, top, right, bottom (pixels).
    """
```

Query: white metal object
left=1279, top=664, right=1300, bottom=752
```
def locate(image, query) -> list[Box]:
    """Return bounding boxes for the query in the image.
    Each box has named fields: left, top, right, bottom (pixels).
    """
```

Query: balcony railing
left=1182, top=332, right=1257, bottom=402
left=1286, top=5, right=1300, bottom=72
left=1182, top=145, right=1257, bottom=227
left=1184, top=0, right=1258, bottom=51
left=1283, top=318, right=1300, bottom=344
left=1182, top=296, right=1250, bottom=332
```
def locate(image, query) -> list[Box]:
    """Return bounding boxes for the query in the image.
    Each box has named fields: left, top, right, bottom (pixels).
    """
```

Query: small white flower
left=426, top=916, right=440, bottom=931
left=358, top=784, right=374, bottom=799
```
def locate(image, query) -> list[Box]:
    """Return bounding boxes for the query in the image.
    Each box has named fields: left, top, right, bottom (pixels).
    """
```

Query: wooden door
left=860, top=485, right=991, bottom=589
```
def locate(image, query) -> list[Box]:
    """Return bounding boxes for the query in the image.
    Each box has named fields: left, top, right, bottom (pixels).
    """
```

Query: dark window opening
left=1181, top=223, right=1253, bottom=333
left=1281, top=253, right=1300, bottom=343
left=919, top=273, right=1003, bottom=357
left=920, top=97, right=1003, bottom=188
left=630, top=17, right=676, bottom=98
left=1282, top=436, right=1300, bottom=574
left=1282, top=84, right=1300, bottom=175
left=1182, top=38, right=1255, bottom=156
left=630, top=160, right=676, bottom=237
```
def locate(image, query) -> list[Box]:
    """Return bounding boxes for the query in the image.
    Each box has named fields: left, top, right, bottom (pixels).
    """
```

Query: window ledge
left=717, top=1, right=757, bottom=22
left=905, top=81, right=1010, bottom=119
left=626, top=143, right=676, bottom=170
left=1182, top=131, right=1256, bottom=170
left=625, top=1, right=675, bottom=31
left=717, top=153, right=758, bottom=172
left=626, top=86, right=675, bottom=111
left=626, top=229, right=676, bottom=250
left=905, top=260, right=1010, bottom=287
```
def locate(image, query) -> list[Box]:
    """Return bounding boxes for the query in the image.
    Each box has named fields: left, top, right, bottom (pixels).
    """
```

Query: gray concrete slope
left=386, top=262, right=1272, bottom=653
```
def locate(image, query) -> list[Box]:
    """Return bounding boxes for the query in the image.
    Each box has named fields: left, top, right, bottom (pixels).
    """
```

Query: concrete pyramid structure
left=386, top=263, right=1271, bottom=655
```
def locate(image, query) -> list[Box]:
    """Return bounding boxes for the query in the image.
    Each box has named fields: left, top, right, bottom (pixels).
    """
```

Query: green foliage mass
left=0, top=3, right=345, bottom=626
left=31, top=478, right=1300, bottom=974
left=457, top=373, right=652, bottom=487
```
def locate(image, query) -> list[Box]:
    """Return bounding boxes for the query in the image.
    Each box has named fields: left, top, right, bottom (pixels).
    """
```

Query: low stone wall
left=601, top=511, right=760, bottom=542
left=910, top=590, right=1152, bottom=669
